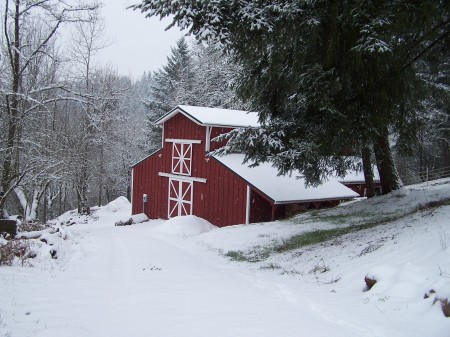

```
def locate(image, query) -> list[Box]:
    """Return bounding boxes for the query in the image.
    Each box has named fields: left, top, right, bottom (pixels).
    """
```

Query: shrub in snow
left=364, top=264, right=398, bottom=291
left=364, top=275, right=377, bottom=290
left=18, top=221, right=48, bottom=233
left=0, top=221, right=74, bottom=264
left=441, top=298, right=450, bottom=317
left=424, top=289, right=450, bottom=317
left=115, top=218, right=133, bottom=226
left=0, top=239, right=33, bottom=266
left=364, top=276, right=377, bottom=290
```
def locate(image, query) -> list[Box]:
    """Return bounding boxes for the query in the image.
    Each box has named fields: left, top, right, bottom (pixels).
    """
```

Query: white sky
left=98, top=0, right=186, bottom=80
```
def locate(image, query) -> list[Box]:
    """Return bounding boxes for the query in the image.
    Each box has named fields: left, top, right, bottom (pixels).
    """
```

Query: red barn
left=131, top=105, right=359, bottom=227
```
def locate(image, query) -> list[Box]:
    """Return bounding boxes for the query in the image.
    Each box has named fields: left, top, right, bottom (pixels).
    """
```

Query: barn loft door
left=172, top=143, right=192, bottom=176
left=168, top=178, right=193, bottom=218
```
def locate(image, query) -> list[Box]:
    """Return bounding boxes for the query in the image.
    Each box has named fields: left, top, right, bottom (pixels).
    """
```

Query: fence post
left=426, top=167, right=429, bottom=185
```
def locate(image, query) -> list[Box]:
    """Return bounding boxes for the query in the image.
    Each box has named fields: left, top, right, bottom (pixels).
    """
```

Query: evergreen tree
left=133, top=0, right=449, bottom=194
left=143, top=38, right=243, bottom=153
left=190, top=43, right=243, bottom=109
left=394, top=41, right=450, bottom=180
left=143, top=37, right=194, bottom=153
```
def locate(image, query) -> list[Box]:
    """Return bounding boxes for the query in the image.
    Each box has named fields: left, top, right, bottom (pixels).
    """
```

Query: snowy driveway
left=4, top=182, right=450, bottom=337
left=1, top=222, right=375, bottom=337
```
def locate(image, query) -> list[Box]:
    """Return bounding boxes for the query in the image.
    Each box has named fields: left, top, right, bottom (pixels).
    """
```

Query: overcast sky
left=98, top=1, right=186, bottom=80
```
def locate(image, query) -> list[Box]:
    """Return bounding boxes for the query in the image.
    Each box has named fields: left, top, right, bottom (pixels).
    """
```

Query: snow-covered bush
left=0, top=239, right=33, bottom=266
left=18, top=222, right=48, bottom=233
left=115, top=218, right=133, bottom=226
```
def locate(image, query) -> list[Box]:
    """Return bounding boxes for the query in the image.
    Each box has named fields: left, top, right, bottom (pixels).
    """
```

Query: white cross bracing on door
left=168, top=179, right=193, bottom=218
left=172, top=142, right=192, bottom=176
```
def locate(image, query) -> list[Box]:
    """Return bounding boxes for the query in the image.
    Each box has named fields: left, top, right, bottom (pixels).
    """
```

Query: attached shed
left=131, top=105, right=359, bottom=227
left=339, top=169, right=382, bottom=197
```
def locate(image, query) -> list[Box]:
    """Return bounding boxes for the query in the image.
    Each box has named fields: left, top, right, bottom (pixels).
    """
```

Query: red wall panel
left=249, top=189, right=272, bottom=223
left=132, top=149, right=167, bottom=218
left=210, top=127, right=233, bottom=151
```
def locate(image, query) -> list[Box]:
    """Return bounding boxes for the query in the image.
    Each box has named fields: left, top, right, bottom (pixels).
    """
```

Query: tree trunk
left=78, top=164, right=90, bottom=215
left=42, top=185, right=48, bottom=223
left=1, top=0, right=21, bottom=210
left=126, top=168, right=132, bottom=201
left=441, top=138, right=450, bottom=168
left=361, top=146, right=375, bottom=198
left=373, top=128, right=403, bottom=194
left=97, top=142, right=104, bottom=207
left=77, top=184, right=82, bottom=214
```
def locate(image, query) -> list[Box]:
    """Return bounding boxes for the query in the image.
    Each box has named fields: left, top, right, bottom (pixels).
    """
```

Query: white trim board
left=165, top=138, right=201, bottom=144
left=158, top=172, right=207, bottom=183
left=245, top=185, right=251, bottom=225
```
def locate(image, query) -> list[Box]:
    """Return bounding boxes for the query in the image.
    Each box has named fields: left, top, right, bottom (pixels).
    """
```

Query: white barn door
left=168, top=178, right=193, bottom=218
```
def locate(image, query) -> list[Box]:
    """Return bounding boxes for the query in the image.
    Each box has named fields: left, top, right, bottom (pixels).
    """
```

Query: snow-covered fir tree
left=133, top=0, right=449, bottom=194
left=143, top=38, right=244, bottom=153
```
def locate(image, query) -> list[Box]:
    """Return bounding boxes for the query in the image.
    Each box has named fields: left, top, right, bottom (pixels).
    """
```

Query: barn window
left=172, top=142, right=192, bottom=176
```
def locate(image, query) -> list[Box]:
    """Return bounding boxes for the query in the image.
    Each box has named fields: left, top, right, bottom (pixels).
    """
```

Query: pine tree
left=143, top=38, right=243, bottom=153
left=133, top=0, right=450, bottom=194
left=143, top=37, right=194, bottom=152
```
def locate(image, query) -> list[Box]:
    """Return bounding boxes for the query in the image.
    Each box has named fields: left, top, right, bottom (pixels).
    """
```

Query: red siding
left=164, top=113, right=205, bottom=143
left=202, top=158, right=248, bottom=227
left=210, top=127, right=233, bottom=151
left=132, top=149, right=167, bottom=218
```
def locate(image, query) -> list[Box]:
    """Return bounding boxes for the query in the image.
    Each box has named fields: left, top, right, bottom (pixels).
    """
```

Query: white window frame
left=171, top=142, right=193, bottom=176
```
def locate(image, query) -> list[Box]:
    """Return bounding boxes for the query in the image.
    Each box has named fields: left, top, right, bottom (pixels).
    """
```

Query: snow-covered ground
left=1, top=180, right=449, bottom=337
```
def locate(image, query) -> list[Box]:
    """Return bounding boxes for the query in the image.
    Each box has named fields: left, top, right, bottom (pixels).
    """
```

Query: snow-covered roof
left=339, top=167, right=380, bottom=184
left=214, top=154, right=359, bottom=204
left=154, top=105, right=260, bottom=128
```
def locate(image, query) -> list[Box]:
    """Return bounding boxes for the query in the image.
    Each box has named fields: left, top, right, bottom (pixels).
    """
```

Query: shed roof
left=339, top=167, right=380, bottom=184
left=154, top=105, right=260, bottom=128
left=214, top=154, right=359, bottom=204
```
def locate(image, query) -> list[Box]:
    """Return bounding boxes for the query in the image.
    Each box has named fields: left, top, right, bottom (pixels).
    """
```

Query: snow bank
left=366, top=263, right=431, bottom=299
left=131, top=213, right=149, bottom=224
left=102, top=196, right=131, bottom=213
left=156, top=215, right=217, bottom=237
left=55, top=197, right=132, bottom=228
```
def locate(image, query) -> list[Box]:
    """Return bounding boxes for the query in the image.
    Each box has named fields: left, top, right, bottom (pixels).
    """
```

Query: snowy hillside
left=1, top=179, right=449, bottom=337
